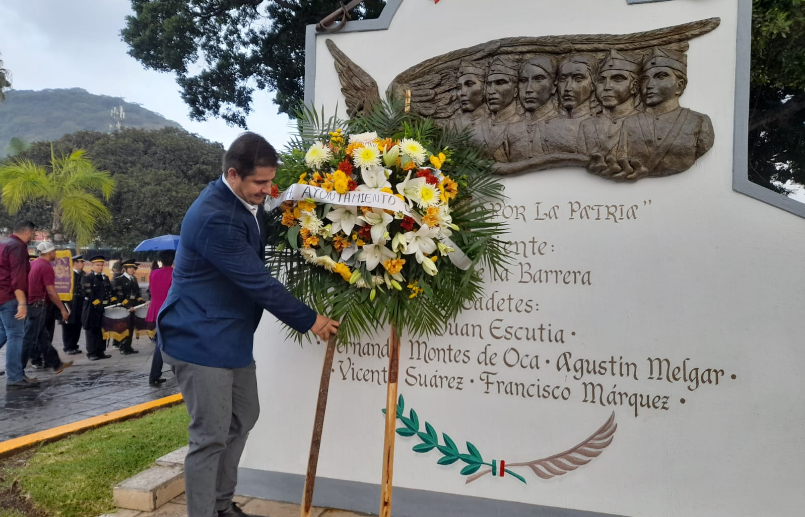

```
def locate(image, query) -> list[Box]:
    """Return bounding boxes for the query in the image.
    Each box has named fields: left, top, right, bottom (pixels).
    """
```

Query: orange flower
left=303, top=235, right=319, bottom=248
left=345, top=141, right=364, bottom=157
left=333, top=262, right=352, bottom=282
left=297, top=200, right=316, bottom=212
left=422, top=207, right=439, bottom=227
left=281, top=210, right=296, bottom=227
left=333, top=235, right=350, bottom=251
left=383, top=258, right=405, bottom=275
left=300, top=228, right=311, bottom=238
left=376, top=138, right=393, bottom=152
left=442, top=176, right=458, bottom=199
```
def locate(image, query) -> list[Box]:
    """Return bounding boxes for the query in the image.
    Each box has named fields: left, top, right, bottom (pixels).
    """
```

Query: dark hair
left=222, top=132, right=278, bottom=178
left=13, top=220, right=35, bottom=233
left=150, top=260, right=160, bottom=271
left=158, top=250, right=175, bottom=267
left=112, top=262, right=122, bottom=272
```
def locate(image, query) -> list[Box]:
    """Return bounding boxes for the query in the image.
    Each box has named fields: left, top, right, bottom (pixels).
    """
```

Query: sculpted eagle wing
left=325, top=39, right=380, bottom=118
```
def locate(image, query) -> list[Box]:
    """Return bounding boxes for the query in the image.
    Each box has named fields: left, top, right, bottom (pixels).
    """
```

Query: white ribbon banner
left=270, top=184, right=473, bottom=270
left=272, top=183, right=414, bottom=217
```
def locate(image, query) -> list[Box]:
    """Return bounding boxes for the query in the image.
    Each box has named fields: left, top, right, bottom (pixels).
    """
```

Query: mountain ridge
left=0, top=88, right=183, bottom=157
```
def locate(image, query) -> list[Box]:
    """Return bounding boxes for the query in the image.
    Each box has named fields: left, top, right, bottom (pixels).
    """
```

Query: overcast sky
left=0, top=0, right=292, bottom=149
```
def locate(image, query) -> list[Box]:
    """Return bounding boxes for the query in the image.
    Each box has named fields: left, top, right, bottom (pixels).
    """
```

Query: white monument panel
left=241, top=1, right=805, bottom=516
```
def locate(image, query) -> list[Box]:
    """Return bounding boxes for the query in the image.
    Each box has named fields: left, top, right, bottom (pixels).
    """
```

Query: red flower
left=338, top=160, right=353, bottom=175
left=400, top=216, right=415, bottom=232
left=348, top=179, right=358, bottom=191
left=270, top=184, right=279, bottom=198
left=416, top=168, right=439, bottom=185
left=358, top=225, right=372, bottom=241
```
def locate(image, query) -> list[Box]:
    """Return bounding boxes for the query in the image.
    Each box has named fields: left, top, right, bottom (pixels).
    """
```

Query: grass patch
left=0, top=404, right=189, bottom=517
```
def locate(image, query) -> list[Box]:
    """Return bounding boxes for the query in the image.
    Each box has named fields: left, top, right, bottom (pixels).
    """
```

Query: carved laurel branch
left=465, top=411, right=618, bottom=485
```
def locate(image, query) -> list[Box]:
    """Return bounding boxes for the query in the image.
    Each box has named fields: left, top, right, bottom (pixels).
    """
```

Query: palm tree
left=0, top=147, right=115, bottom=247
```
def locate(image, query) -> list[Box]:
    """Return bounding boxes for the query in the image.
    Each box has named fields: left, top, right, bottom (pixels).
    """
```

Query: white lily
left=326, top=205, right=363, bottom=236
left=357, top=239, right=396, bottom=271
left=391, top=232, right=407, bottom=253
left=359, top=208, right=393, bottom=243
left=383, top=145, right=400, bottom=167
left=356, top=165, right=391, bottom=191
left=421, top=256, right=438, bottom=276
left=395, top=171, right=426, bottom=207
left=436, top=205, right=457, bottom=238
left=404, top=224, right=439, bottom=263
left=341, top=242, right=359, bottom=262
left=437, top=242, right=454, bottom=256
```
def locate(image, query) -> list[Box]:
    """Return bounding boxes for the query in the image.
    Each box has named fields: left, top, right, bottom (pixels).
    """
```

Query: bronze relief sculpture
left=326, top=18, right=719, bottom=181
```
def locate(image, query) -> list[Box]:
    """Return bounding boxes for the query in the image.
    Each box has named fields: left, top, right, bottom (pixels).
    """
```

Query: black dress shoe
left=7, top=378, right=39, bottom=390
left=120, top=349, right=139, bottom=355
left=97, top=353, right=112, bottom=359
left=217, top=504, right=255, bottom=517
left=0, top=370, right=5, bottom=376
left=65, top=349, right=82, bottom=355
left=149, top=378, right=167, bottom=387
left=87, top=354, right=100, bottom=361
left=30, top=363, right=43, bottom=370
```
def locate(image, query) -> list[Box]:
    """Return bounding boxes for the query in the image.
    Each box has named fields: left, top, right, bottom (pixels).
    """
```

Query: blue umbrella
left=134, top=234, right=180, bottom=252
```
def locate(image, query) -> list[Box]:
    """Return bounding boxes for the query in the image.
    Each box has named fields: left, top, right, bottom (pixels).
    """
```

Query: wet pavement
left=0, top=328, right=179, bottom=442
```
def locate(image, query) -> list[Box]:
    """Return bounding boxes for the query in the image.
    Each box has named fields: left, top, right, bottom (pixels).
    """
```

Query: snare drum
left=133, top=303, right=155, bottom=338
left=102, top=306, right=131, bottom=341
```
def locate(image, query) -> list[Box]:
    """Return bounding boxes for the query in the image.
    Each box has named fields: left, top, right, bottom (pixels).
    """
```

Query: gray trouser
left=163, top=351, right=260, bottom=517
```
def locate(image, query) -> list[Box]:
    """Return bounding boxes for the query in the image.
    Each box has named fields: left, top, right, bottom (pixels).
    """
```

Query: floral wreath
left=266, top=101, right=508, bottom=343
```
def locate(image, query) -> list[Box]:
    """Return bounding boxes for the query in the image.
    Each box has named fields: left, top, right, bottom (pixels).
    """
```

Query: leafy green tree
left=0, top=148, right=115, bottom=246
left=5, top=137, right=28, bottom=157
left=122, top=0, right=386, bottom=123
left=0, top=52, right=10, bottom=101
left=3, top=127, right=224, bottom=252
left=748, top=0, right=805, bottom=194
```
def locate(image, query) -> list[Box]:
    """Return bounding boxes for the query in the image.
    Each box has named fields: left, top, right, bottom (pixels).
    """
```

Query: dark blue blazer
left=158, top=177, right=317, bottom=368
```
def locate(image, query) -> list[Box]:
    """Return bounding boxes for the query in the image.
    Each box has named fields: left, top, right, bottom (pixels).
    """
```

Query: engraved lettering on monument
left=326, top=18, right=719, bottom=182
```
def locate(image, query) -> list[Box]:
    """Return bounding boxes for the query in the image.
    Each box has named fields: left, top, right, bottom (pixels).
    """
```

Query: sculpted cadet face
left=458, top=74, right=485, bottom=112
left=557, top=61, right=594, bottom=111
left=518, top=63, right=554, bottom=112
left=486, top=73, right=517, bottom=113
left=596, top=69, right=636, bottom=109
left=641, top=66, right=684, bottom=107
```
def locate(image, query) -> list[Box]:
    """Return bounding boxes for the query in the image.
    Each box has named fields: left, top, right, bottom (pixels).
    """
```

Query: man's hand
left=311, top=314, right=340, bottom=341
left=15, top=305, right=26, bottom=320
left=60, top=308, right=69, bottom=321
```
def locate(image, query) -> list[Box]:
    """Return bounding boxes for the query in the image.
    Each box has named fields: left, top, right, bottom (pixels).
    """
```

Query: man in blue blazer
left=158, top=132, right=339, bottom=517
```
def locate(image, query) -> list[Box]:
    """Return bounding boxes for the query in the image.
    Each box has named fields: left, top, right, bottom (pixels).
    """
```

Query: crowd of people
left=0, top=220, right=174, bottom=390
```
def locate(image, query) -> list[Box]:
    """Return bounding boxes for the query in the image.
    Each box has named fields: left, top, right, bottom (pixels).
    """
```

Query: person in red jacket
left=146, top=250, right=174, bottom=386
left=0, top=221, right=35, bottom=388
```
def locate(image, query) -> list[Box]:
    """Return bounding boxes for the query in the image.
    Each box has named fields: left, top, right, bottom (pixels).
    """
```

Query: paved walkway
left=105, top=495, right=366, bottom=517
left=0, top=328, right=178, bottom=442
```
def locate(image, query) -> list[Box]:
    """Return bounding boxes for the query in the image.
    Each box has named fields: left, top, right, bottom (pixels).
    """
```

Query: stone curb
left=0, top=393, right=184, bottom=459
